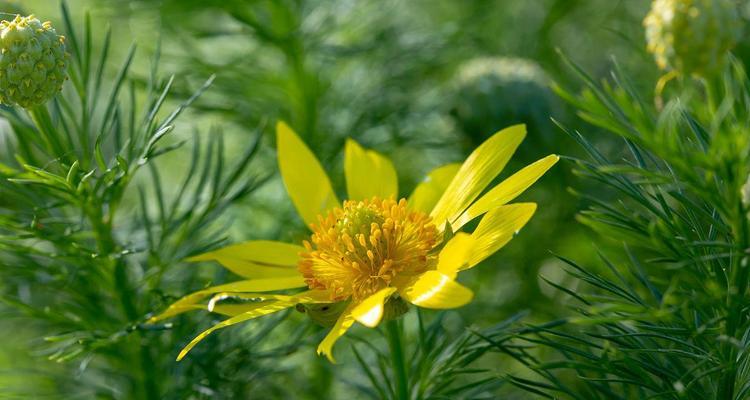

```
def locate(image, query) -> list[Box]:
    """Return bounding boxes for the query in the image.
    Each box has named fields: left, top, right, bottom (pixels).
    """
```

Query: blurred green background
left=0, top=0, right=666, bottom=398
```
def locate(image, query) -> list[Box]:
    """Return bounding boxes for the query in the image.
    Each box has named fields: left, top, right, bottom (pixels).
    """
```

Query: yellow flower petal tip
left=398, top=271, right=474, bottom=309
left=176, top=301, right=296, bottom=361
left=316, top=346, right=337, bottom=364
left=276, top=120, right=339, bottom=225
left=275, top=120, right=294, bottom=138
left=453, top=151, right=556, bottom=230
left=344, top=138, right=398, bottom=200
left=185, top=254, right=206, bottom=262
left=408, top=163, right=461, bottom=213
left=176, top=330, right=211, bottom=362
left=316, top=305, right=356, bottom=363
left=430, top=123, right=527, bottom=228
left=351, top=287, right=397, bottom=328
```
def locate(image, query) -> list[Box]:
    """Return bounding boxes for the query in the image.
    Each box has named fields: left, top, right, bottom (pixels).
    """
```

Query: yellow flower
left=149, top=121, right=558, bottom=362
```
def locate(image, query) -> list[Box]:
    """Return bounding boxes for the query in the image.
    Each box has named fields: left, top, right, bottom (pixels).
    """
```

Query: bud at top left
left=0, top=14, right=69, bottom=109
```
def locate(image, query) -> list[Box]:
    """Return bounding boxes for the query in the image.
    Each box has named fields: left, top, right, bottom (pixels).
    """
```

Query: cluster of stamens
left=299, top=198, right=438, bottom=302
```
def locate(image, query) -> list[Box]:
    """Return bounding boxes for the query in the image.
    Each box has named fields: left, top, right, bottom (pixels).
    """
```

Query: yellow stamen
left=299, top=197, right=438, bottom=302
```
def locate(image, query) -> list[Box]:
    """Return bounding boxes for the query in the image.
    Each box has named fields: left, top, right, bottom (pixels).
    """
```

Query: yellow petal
left=468, top=203, right=537, bottom=268
left=206, top=289, right=333, bottom=310
left=208, top=260, right=301, bottom=279
left=317, top=303, right=356, bottom=363
left=453, top=155, right=558, bottom=230
left=408, top=163, right=461, bottom=213
left=293, top=289, right=337, bottom=303
left=210, top=303, right=277, bottom=317
left=277, top=121, right=340, bottom=226
left=430, top=124, right=526, bottom=229
left=176, top=301, right=293, bottom=361
left=148, top=305, right=206, bottom=322
left=350, top=287, right=397, bottom=328
left=396, top=270, right=473, bottom=309
left=208, top=290, right=333, bottom=316
left=436, top=233, right=475, bottom=279
left=188, top=240, right=303, bottom=278
left=148, top=276, right=306, bottom=323
left=345, top=139, right=398, bottom=200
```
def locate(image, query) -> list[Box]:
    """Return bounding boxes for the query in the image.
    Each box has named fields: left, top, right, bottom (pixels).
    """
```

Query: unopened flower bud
left=0, top=15, right=68, bottom=108
left=450, top=57, right=556, bottom=147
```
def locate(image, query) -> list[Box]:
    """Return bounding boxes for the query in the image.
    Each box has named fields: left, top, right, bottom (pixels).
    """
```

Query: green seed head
left=0, top=14, right=68, bottom=108
left=644, top=0, right=741, bottom=76
left=450, top=57, right=556, bottom=147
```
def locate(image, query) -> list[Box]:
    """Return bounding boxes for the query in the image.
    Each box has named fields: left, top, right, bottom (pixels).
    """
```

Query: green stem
left=386, top=319, right=409, bottom=400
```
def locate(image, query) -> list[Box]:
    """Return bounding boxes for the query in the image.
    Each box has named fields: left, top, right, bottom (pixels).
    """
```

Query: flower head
left=644, top=0, right=740, bottom=76
left=0, top=14, right=68, bottom=108
left=149, top=121, right=558, bottom=362
left=300, top=197, right=438, bottom=302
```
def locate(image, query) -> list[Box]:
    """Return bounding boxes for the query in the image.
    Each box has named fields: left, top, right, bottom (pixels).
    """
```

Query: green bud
left=0, top=14, right=69, bottom=108
left=450, top=57, right=556, bottom=147
left=644, top=0, right=741, bottom=76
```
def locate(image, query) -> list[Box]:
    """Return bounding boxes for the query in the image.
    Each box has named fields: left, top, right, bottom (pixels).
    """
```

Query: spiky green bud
left=644, top=0, right=741, bottom=76
left=0, top=15, right=68, bottom=108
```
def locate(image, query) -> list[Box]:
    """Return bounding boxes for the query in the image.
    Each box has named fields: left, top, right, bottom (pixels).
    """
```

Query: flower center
left=299, top=198, right=438, bottom=302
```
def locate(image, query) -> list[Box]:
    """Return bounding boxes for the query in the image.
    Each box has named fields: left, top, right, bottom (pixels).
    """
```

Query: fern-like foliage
left=347, top=311, right=530, bottom=400
left=474, top=56, right=750, bottom=399
left=0, top=3, right=293, bottom=399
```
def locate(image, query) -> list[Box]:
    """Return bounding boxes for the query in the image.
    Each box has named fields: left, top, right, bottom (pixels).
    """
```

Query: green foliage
left=0, top=3, right=287, bottom=398
left=350, top=312, right=527, bottom=400
left=475, top=55, right=750, bottom=399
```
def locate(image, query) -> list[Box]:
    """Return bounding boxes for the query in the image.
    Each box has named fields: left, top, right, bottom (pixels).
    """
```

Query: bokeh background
left=0, top=0, right=682, bottom=398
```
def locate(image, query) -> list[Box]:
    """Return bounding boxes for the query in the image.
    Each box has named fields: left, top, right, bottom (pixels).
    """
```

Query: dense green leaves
left=481, top=56, right=750, bottom=399
left=0, top=3, right=275, bottom=399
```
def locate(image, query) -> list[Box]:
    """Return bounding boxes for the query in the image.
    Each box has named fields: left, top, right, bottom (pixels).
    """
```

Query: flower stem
left=386, top=319, right=409, bottom=400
